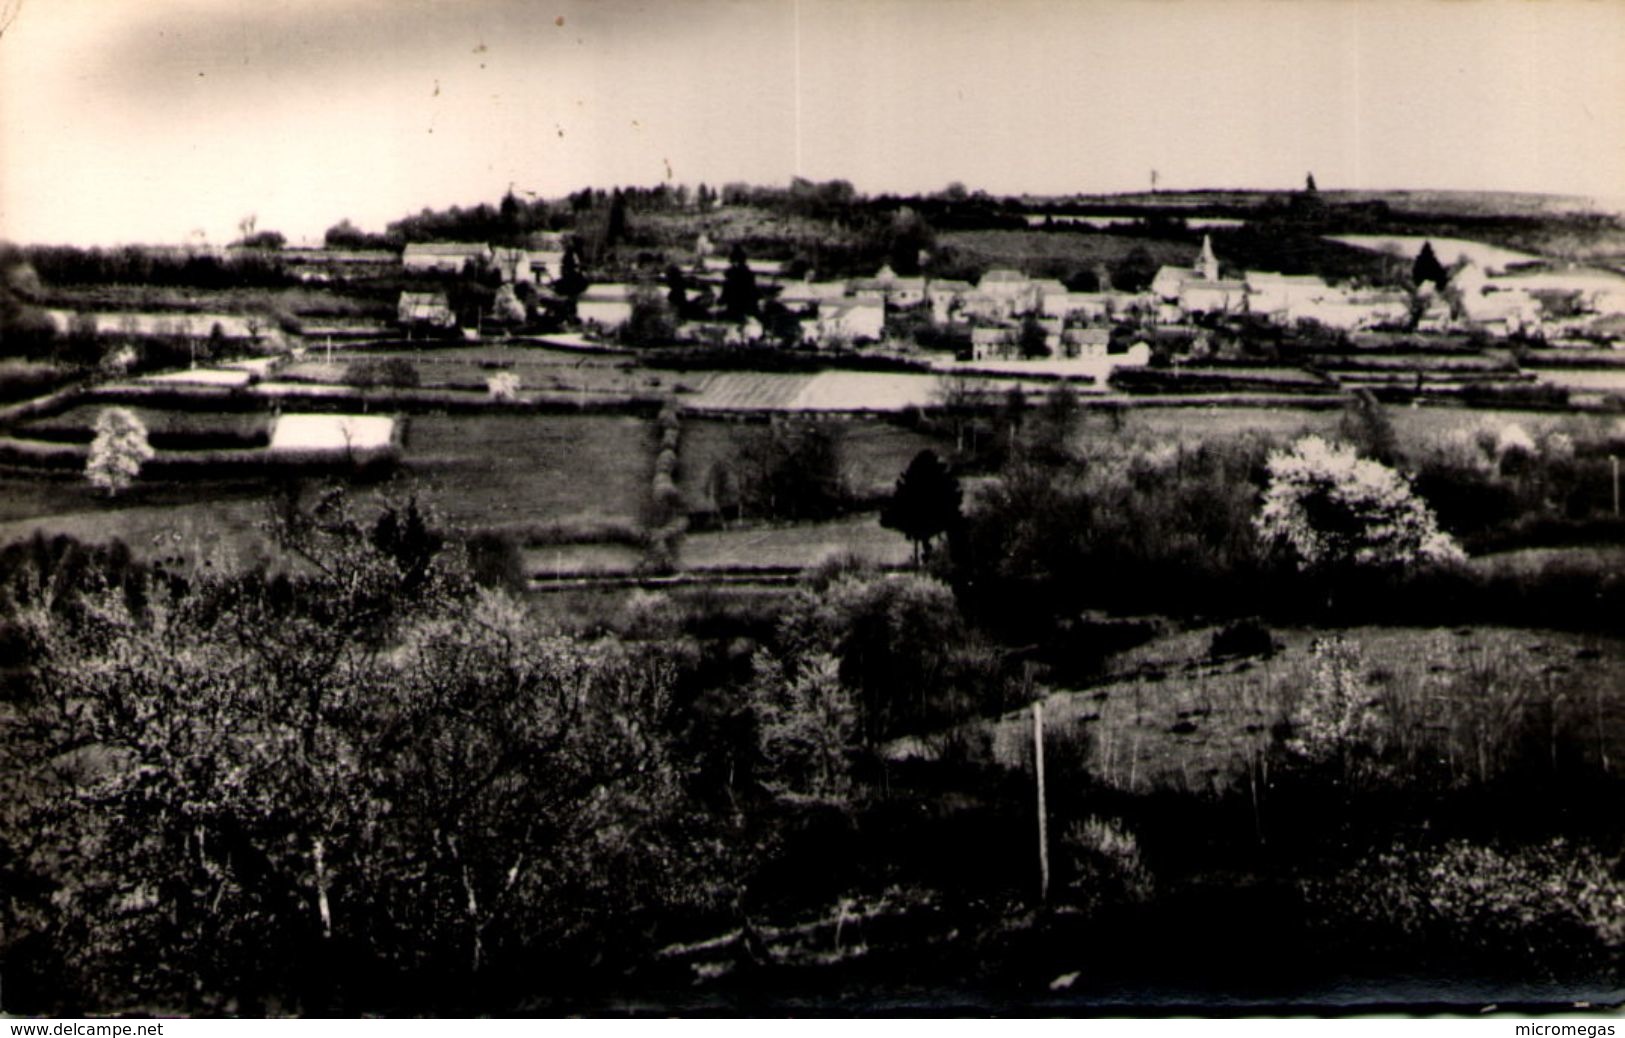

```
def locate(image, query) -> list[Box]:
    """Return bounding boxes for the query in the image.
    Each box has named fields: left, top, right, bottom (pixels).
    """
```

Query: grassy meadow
left=398, top=412, right=654, bottom=532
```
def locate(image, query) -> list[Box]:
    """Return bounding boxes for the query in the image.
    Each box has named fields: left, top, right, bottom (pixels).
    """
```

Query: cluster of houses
left=364, top=230, right=1625, bottom=352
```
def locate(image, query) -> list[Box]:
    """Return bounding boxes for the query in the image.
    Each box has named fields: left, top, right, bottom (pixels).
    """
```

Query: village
left=5, top=0, right=1625, bottom=1013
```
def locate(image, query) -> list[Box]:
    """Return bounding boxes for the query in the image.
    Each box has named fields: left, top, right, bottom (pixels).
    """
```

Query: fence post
left=1034, top=700, right=1049, bottom=903
left=1612, top=455, right=1619, bottom=518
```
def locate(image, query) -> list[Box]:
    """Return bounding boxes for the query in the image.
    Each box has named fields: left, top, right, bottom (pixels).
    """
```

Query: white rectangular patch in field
left=143, top=368, right=254, bottom=387
left=269, top=414, right=395, bottom=452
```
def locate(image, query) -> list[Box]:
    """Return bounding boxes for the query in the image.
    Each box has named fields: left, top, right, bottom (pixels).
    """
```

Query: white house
left=813, top=299, right=885, bottom=345
left=970, top=325, right=1018, bottom=360
left=1061, top=327, right=1111, bottom=359
left=1246, top=272, right=1333, bottom=316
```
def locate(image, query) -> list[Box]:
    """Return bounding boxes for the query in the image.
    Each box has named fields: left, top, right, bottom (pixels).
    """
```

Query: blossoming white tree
left=85, top=406, right=155, bottom=497
left=1255, top=435, right=1463, bottom=573
left=1287, top=635, right=1383, bottom=764
left=485, top=371, right=521, bottom=401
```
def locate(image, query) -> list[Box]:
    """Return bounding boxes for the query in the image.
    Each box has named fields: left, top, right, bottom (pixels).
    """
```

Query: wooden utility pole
left=1033, top=700, right=1049, bottom=903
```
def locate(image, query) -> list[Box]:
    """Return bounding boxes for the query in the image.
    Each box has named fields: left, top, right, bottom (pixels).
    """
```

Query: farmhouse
left=1061, top=327, right=1111, bottom=359
left=402, top=242, right=492, bottom=273
left=397, top=291, right=455, bottom=329
left=970, top=325, right=1018, bottom=360
left=812, top=299, right=885, bottom=345
left=927, top=279, right=974, bottom=321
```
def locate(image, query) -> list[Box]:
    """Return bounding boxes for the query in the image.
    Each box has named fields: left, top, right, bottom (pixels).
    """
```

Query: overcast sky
left=2, top=0, right=1623, bottom=246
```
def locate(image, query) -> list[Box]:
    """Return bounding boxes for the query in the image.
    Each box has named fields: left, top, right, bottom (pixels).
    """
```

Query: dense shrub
left=733, top=419, right=849, bottom=522
left=1302, top=838, right=1625, bottom=975
left=1208, top=617, right=1276, bottom=660
left=344, top=357, right=420, bottom=389
left=953, top=433, right=1279, bottom=629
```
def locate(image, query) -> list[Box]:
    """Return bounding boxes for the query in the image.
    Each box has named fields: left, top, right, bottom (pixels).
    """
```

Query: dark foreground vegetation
left=3, top=379, right=1625, bottom=1014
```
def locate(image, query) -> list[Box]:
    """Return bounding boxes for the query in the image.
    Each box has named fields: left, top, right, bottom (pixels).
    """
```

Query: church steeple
left=1197, top=234, right=1219, bottom=281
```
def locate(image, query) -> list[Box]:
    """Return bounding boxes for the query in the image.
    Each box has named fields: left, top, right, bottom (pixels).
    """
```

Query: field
left=1314, top=352, right=1515, bottom=373
left=1531, top=368, right=1625, bottom=394
left=936, top=624, right=1625, bottom=798
left=0, top=410, right=656, bottom=563
left=938, top=230, right=1195, bottom=274
left=1329, top=234, right=1543, bottom=270
left=280, top=344, right=664, bottom=395
left=18, top=405, right=273, bottom=448
left=399, top=413, right=654, bottom=532
left=0, top=479, right=280, bottom=565
left=679, top=370, right=951, bottom=412
left=679, top=514, right=912, bottom=572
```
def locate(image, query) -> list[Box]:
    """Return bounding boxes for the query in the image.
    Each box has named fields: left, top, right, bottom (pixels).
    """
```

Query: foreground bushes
left=0, top=499, right=726, bottom=1014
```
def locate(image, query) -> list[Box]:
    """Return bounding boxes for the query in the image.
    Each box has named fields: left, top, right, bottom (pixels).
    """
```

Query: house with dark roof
left=397, top=291, right=455, bottom=328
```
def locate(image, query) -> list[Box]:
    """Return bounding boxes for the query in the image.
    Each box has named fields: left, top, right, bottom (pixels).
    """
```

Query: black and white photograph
left=1, top=0, right=1624, bottom=1019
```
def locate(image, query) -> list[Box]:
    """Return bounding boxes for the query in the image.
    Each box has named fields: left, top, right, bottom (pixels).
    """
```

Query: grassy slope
left=947, top=624, right=1625, bottom=799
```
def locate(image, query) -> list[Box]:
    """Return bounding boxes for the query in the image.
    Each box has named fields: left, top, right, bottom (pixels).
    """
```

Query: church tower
left=1197, top=234, right=1219, bottom=281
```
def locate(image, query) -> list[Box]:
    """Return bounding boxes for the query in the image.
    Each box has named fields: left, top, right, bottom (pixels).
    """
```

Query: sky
left=2, top=0, right=1623, bottom=247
